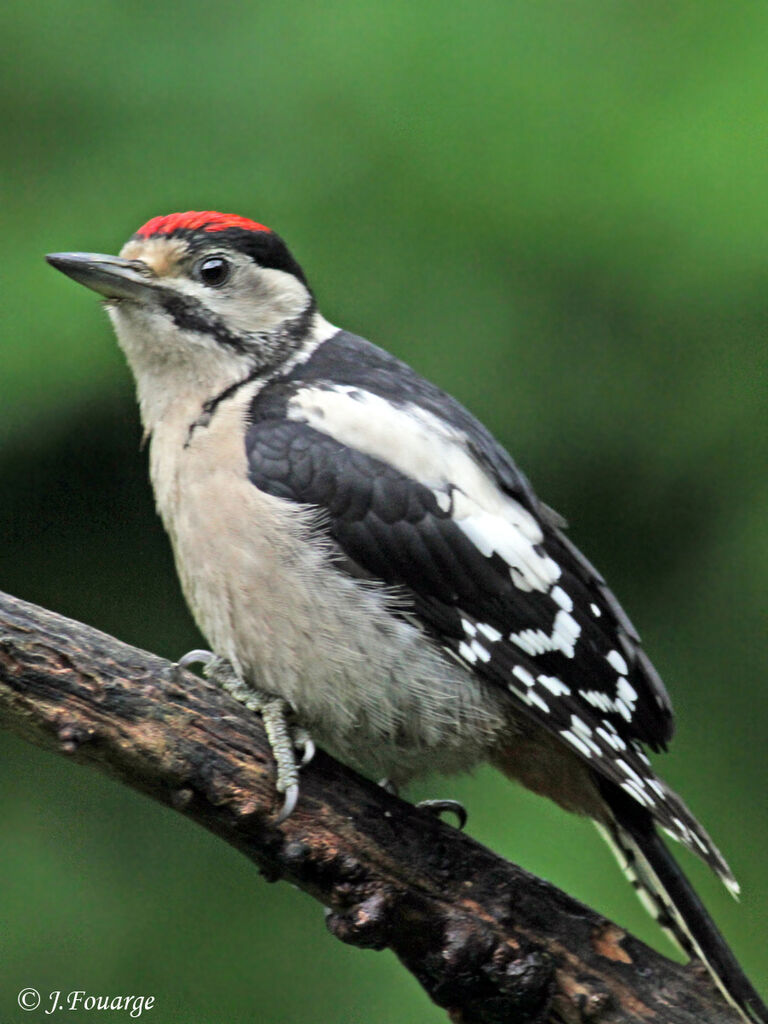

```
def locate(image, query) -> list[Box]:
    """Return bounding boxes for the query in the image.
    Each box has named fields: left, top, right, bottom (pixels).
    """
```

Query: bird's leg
left=178, top=655, right=463, bottom=828
left=176, top=650, right=314, bottom=822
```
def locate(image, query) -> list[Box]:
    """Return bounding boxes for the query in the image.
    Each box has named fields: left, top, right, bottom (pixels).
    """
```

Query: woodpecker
left=47, top=212, right=766, bottom=1022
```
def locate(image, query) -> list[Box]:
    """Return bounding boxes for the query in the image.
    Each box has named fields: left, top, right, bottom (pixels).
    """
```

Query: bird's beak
left=46, top=252, right=157, bottom=302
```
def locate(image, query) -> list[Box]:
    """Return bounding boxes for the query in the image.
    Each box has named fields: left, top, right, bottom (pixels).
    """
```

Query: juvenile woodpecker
left=47, top=212, right=766, bottom=1022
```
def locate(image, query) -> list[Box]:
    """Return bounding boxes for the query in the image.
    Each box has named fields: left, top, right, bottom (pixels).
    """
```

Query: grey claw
left=299, top=737, right=316, bottom=767
left=275, top=783, right=299, bottom=824
left=416, top=798, right=468, bottom=830
left=178, top=649, right=215, bottom=670
left=378, top=778, right=399, bottom=796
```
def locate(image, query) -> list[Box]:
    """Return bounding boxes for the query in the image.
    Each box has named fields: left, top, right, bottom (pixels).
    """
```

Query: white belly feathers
left=148, top=383, right=507, bottom=781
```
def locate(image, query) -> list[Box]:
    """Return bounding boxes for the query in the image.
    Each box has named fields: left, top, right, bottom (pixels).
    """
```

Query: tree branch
left=0, top=589, right=740, bottom=1024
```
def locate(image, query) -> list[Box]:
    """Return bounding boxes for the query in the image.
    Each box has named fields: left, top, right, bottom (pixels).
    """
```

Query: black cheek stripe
left=159, top=289, right=248, bottom=352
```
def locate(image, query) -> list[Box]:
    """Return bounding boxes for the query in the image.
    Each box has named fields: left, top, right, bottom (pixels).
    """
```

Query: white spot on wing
left=606, top=649, right=629, bottom=675
left=512, top=665, right=535, bottom=687
left=617, top=678, right=638, bottom=705
left=621, top=780, right=654, bottom=808
left=568, top=715, right=602, bottom=755
left=527, top=690, right=550, bottom=714
left=615, top=698, right=633, bottom=722
left=551, top=585, right=573, bottom=611
left=561, top=729, right=593, bottom=759
left=596, top=725, right=627, bottom=751
left=458, top=641, right=477, bottom=664
left=538, top=674, right=570, bottom=696
left=510, top=609, right=581, bottom=660
left=570, top=715, right=592, bottom=736
left=509, top=682, right=548, bottom=714
left=469, top=639, right=491, bottom=663
left=510, top=629, right=551, bottom=657
left=581, top=689, right=609, bottom=711
left=552, top=610, right=581, bottom=657
left=477, top=622, right=502, bottom=643
left=631, top=744, right=650, bottom=767
left=691, top=832, right=710, bottom=855
left=615, top=759, right=644, bottom=786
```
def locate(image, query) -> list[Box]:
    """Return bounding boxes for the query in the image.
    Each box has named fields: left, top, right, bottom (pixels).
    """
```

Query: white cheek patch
left=144, top=260, right=311, bottom=339
left=205, top=265, right=311, bottom=335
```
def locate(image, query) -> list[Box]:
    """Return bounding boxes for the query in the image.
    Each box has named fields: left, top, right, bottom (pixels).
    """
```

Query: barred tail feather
left=596, top=815, right=768, bottom=1023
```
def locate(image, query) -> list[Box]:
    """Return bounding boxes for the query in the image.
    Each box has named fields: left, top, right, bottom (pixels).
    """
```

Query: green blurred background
left=1, top=1, right=766, bottom=1021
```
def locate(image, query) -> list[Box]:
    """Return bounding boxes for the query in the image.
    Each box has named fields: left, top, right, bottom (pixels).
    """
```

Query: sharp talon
left=178, top=649, right=215, bottom=670
left=378, top=778, right=399, bottom=796
left=275, top=783, right=299, bottom=824
left=185, top=667, right=313, bottom=823
left=299, top=737, right=316, bottom=767
left=416, top=799, right=468, bottom=830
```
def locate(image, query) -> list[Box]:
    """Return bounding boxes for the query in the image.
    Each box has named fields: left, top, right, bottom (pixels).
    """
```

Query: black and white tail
left=596, top=802, right=768, bottom=1024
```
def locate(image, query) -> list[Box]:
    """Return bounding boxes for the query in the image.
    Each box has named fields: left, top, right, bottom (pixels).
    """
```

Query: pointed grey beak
left=46, top=252, right=157, bottom=301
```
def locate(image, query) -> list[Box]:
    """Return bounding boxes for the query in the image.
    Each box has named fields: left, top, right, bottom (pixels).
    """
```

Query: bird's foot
left=377, top=777, right=467, bottom=830
left=416, top=798, right=468, bottom=830
left=177, top=649, right=314, bottom=822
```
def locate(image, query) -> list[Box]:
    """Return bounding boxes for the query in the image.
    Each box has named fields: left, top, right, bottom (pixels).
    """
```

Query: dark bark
left=0, top=589, right=740, bottom=1023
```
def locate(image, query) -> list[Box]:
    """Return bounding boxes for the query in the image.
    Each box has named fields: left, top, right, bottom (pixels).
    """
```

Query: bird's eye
left=197, top=256, right=231, bottom=287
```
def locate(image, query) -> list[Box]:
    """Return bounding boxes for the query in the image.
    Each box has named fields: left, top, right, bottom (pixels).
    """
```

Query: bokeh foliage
left=1, top=2, right=766, bottom=1021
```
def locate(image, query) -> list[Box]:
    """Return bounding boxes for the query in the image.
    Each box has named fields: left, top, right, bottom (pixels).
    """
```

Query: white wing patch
left=287, top=385, right=482, bottom=493
left=456, top=509, right=561, bottom=593
left=287, top=384, right=563, bottom=594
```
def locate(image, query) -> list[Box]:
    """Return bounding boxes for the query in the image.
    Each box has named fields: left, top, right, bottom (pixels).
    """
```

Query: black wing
left=242, top=336, right=730, bottom=880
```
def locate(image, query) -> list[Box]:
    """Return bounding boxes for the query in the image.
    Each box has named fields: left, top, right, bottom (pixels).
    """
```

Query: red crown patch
left=135, top=211, right=272, bottom=239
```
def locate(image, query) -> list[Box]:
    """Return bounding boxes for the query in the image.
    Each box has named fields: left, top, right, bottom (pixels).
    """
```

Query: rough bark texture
left=0, top=589, right=741, bottom=1024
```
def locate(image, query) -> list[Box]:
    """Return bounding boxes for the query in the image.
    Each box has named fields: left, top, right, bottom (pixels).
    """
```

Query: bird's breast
left=148, top=384, right=509, bottom=781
